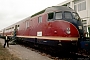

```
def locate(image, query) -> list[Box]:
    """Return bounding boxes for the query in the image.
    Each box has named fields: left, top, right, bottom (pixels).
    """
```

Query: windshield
left=55, top=12, right=62, bottom=19
left=48, top=12, right=80, bottom=21
left=64, top=11, right=73, bottom=19
left=72, top=12, right=80, bottom=20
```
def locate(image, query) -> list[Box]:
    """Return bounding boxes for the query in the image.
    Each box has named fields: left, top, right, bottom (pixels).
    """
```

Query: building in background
left=57, top=0, right=90, bottom=37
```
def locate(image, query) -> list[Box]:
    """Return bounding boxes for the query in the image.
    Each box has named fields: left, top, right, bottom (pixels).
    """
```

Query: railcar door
left=14, top=25, right=17, bottom=37
left=13, top=25, right=17, bottom=40
left=10, top=25, right=18, bottom=45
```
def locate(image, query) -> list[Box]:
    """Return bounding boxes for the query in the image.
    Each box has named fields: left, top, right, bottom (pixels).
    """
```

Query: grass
left=0, top=43, right=21, bottom=60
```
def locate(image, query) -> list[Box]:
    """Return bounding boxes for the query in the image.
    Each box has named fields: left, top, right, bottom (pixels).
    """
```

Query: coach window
left=26, top=21, right=29, bottom=28
left=38, top=16, right=42, bottom=23
left=48, top=13, right=54, bottom=21
left=55, top=12, right=62, bottom=19
left=17, top=25, right=20, bottom=30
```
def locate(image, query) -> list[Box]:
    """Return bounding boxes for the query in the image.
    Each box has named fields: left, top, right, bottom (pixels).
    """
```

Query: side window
left=17, top=25, right=20, bottom=30
left=64, top=12, right=72, bottom=19
left=38, top=16, right=42, bottom=23
left=26, top=21, right=29, bottom=28
left=72, top=12, right=80, bottom=20
left=55, top=12, right=62, bottom=19
left=11, top=27, right=14, bottom=31
left=48, top=13, right=54, bottom=21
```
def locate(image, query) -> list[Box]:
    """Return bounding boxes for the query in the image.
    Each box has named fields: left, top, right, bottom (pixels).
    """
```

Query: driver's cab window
left=48, top=13, right=54, bottom=21
left=55, top=12, right=62, bottom=19
left=64, top=11, right=72, bottom=19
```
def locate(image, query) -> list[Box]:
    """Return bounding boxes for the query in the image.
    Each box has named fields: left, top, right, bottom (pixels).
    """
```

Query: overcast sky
left=0, top=0, right=66, bottom=30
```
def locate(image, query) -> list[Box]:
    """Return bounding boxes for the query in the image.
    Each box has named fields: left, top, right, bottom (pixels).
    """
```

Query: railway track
left=16, top=41, right=90, bottom=60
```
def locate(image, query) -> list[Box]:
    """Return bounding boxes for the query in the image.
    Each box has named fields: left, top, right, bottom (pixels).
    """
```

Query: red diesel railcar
left=0, top=6, right=84, bottom=52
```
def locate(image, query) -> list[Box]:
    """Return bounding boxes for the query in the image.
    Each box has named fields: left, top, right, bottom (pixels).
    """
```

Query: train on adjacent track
left=0, top=6, right=90, bottom=53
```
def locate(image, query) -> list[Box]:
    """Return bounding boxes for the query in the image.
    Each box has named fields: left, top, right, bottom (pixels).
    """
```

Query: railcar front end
left=41, top=10, right=84, bottom=52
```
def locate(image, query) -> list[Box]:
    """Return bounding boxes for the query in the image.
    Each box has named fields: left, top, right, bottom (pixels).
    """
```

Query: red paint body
left=4, top=14, right=79, bottom=39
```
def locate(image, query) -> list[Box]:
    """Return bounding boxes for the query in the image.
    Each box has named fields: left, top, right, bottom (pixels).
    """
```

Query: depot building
left=57, top=0, right=90, bottom=37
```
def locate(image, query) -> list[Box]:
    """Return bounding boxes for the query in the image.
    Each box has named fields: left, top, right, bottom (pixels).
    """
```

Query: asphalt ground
left=0, top=38, right=53, bottom=60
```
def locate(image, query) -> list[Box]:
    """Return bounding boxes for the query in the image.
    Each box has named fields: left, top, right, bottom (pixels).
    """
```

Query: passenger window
left=17, top=25, right=20, bottom=30
left=26, top=21, right=29, bottom=28
left=38, top=16, right=42, bottom=23
left=64, top=12, right=72, bottom=19
left=55, top=12, right=62, bottom=19
left=48, top=13, right=54, bottom=21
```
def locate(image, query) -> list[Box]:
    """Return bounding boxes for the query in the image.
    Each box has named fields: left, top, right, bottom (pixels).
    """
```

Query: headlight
left=78, top=26, right=82, bottom=29
left=66, top=27, right=71, bottom=34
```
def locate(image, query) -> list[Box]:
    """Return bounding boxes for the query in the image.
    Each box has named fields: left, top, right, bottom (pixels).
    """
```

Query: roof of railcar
left=31, top=6, right=75, bottom=17
left=2, top=6, right=75, bottom=30
left=45, top=6, right=75, bottom=12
